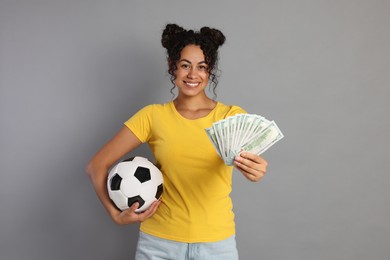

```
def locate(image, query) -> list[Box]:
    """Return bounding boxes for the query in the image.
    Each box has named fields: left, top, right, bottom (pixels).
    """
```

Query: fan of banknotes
left=205, top=114, right=284, bottom=166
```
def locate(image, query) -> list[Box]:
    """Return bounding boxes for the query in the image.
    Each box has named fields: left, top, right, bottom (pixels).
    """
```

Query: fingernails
left=238, top=151, right=246, bottom=157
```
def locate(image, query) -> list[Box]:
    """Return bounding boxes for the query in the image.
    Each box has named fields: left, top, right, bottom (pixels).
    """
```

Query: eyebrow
left=179, top=59, right=207, bottom=65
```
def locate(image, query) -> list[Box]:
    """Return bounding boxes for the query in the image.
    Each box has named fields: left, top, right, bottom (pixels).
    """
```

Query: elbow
left=85, top=160, right=95, bottom=180
left=85, top=158, right=109, bottom=181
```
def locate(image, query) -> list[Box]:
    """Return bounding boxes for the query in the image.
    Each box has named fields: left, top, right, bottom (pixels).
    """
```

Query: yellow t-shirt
left=124, top=101, right=246, bottom=242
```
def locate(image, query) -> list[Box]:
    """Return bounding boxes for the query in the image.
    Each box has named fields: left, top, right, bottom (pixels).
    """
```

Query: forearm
left=86, top=162, right=121, bottom=220
left=86, top=126, right=144, bottom=224
left=86, top=160, right=161, bottom=225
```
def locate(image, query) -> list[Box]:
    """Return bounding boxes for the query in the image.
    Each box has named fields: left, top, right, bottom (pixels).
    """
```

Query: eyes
left=178, top=62, right=208, bottom=72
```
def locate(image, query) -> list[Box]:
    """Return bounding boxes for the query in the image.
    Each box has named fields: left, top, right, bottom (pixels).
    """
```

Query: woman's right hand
left=113, top=200, right=161, bottom=225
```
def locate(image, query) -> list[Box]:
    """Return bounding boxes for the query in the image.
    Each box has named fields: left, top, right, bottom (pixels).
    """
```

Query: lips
left=184, top=81, right=200, bottom=88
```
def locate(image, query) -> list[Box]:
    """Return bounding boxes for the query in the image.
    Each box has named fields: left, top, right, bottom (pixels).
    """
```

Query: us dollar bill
left=205, top=114, right=284, bottom=165
left=241, top=121, right=284, bottom=155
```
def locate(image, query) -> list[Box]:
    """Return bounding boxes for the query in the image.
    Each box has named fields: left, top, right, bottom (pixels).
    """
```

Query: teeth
left=185, top=82, right=199, bottom=87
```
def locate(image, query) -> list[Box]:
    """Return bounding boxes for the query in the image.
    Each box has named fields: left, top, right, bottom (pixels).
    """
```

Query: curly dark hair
left=161, top=23, right=226, bottom=98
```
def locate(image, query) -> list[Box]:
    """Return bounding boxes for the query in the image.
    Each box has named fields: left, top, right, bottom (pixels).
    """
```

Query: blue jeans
left=135, top=231, right=239, bottom=260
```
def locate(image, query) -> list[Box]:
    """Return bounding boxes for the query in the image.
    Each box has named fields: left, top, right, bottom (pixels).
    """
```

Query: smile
left=184, top=81, right=200, bottom=88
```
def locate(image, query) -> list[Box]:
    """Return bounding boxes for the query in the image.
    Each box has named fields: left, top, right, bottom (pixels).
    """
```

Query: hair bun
left=200, top=27, right=226, bottom=47
left=161, top=24, right=185, bottom=49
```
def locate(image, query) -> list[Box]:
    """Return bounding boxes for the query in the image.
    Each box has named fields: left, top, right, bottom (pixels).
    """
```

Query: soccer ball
left=107, top=156, right=163, bottom=213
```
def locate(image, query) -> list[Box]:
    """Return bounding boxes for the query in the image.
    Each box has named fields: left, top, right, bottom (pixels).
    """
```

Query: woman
left=86, top=24, right=268, bottom=259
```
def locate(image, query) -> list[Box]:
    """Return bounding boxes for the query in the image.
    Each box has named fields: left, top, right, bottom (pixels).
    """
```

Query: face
left=174, top=44, right=209, bottom=97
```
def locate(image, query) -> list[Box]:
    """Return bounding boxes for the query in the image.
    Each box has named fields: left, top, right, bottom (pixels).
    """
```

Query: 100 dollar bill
left=205, top=114, right=284, bottom=165
left=241, top=121, right=284, bottom=155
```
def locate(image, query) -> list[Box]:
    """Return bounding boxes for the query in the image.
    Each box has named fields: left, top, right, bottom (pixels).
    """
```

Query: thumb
left=130, top=202, right=140, bottom=211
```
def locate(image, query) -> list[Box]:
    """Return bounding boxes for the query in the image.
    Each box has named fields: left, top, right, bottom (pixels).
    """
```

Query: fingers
left=130, top=201, right=140, bottom=211
left=117, top=200, right=161, bottom=224
left=235, top=162, right=264, bottom=182
left=234, top=152, right=267, bottom=182
left=137, top=200, right=161, bottom=222
left=121, top=202, right=140, bottom=220
left=239, top=151, right=268, bottom=166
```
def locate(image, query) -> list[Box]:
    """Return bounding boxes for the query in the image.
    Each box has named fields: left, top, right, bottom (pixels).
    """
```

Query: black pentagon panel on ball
left=134, top=167, right=151, bottom=183
left=128, top=195, right=145, bottom=209
left=155, top=184, right=163, bottom=199
left=110, top=174, right=122, bottom=191
left=123, top=157, right=135, bottom=162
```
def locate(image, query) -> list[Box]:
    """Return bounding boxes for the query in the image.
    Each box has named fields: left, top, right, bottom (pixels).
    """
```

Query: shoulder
left=129, top=102, right=176, bottom=121
left=215, top=102, right=247, bottom=118
left=135, top=102, right=171, bottom=113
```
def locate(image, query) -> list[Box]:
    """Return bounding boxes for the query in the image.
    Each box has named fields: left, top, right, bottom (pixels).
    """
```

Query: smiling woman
left=161, top=24, right=225, bottom=98
left=86, top=23, right=268, bottom=260
left=174, top=45, right=210, bottom=99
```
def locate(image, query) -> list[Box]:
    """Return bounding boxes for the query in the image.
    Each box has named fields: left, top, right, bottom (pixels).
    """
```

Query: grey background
left=1, top=0, right=389, bottom=259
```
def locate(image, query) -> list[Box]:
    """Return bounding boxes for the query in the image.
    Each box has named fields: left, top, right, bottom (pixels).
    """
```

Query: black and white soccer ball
left=107, top=156, right=163, bottom=213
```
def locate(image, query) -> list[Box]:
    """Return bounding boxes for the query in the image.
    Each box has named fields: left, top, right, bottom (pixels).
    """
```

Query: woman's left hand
left=234, top=151, right=268, bottom=182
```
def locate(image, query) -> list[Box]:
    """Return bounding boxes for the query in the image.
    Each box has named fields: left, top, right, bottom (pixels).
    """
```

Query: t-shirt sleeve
left=124, top=105, right=154, bottom=143
left=226, top=105, right=247, bottom=117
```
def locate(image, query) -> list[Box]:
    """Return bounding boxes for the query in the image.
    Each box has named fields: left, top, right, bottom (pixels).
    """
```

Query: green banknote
left=205, top=114, right=284, bottom=166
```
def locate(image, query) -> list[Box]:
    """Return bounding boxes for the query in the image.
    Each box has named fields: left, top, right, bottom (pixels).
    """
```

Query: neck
left=173, top=95, right=217, bottom=120
left=174, top=94, right=215, bottom=111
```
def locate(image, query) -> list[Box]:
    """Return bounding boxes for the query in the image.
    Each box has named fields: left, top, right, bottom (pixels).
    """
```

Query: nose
left=187, top=67, right=196, bottom=79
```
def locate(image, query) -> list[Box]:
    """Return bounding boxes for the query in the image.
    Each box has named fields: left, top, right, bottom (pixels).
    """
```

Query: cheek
left=202, top=73, right=210, bottom=83
left=174, top=69, right=185, bottom=78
